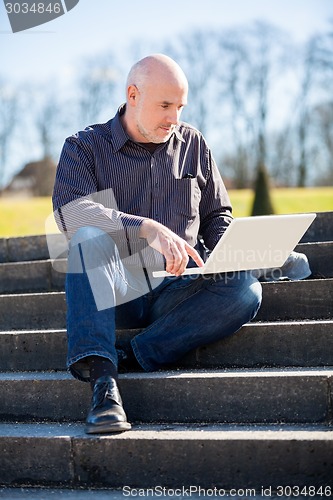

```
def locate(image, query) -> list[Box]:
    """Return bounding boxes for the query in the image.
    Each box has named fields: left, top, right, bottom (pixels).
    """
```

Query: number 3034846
left=276, top=485, right=332, bottom=497
left=5, top=3, right=62, bottom=14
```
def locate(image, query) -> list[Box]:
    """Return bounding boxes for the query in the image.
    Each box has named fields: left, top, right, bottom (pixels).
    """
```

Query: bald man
left=53, top=54, right=262, bottom=434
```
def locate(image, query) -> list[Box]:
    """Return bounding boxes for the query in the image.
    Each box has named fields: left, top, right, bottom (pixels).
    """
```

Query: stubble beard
left=136, top=121, right=173, bottom=144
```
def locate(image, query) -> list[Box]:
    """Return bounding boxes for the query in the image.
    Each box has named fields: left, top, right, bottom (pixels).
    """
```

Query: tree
left=310, top=23, right=333, bottom=185
left=294, top=37, right=318, bottom=187
left=77, top=53, right=119, bottom=125
left=0, top=78, right=19, bottom=188
left=314, top=21, right=333, bottom=73
left=219, top=22, right=290, bottom=187
left=35, top=91, right=63, bottom=160
left=313, top=101, right=333, bottom=185
left=219, top=31, right=253, bottom=187
left=251, top=162, right=275, bottom=216
left=165, top=30, right=222, bottom=136
left=245, top=22, right=289, bottom=171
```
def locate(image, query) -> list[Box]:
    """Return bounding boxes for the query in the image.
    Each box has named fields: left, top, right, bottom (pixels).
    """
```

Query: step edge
left=0, top=421, right=331, bottom=440
left=0, top=367, right=332, bottom=380
left=1, top=319, right=333, bottom=335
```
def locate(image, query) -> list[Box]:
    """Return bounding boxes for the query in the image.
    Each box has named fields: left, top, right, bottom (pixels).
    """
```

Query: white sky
left=1, top=0, right=333, bottom=85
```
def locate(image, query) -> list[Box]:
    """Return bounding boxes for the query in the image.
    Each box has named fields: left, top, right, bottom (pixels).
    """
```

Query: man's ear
left=127, top=85, right=139, bottom=107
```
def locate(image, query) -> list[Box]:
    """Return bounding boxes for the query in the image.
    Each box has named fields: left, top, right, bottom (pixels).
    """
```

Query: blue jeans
left=65, top=226, right=262, bottom=381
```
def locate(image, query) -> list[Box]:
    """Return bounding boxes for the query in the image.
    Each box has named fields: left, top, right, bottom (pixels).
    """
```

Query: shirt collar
left=110, top=104, right=185, bottom=152
left=109, top=104, right=130, bottom=152
left=174, top=126, right=186, bottom=143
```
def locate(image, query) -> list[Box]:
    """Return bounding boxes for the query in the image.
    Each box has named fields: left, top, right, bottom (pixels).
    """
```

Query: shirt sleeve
left=52, top=135, right=146, bottom=245
left=199, top=146, right=233, bottom=251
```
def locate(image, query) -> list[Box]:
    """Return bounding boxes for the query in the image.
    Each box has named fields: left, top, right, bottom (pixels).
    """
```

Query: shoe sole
left=85, top=421, right=132, bottom=434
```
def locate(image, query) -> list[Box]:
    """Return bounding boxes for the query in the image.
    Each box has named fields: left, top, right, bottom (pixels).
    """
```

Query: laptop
left=152, top=213, right=316, bottom=277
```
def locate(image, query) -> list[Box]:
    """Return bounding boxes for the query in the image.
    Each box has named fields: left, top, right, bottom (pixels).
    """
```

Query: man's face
left=133, top=82, right=188, bottom=143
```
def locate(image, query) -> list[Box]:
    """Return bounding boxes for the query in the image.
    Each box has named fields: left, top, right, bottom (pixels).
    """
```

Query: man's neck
left=120, top=108, right=142, bottom=143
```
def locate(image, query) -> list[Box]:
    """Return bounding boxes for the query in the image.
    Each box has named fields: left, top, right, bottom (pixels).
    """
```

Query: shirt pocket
left=172, top=178, right=201, bottom=218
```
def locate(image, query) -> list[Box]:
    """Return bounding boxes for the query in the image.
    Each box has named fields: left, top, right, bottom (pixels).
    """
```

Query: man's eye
left=161, top=105, right=169, bottom=109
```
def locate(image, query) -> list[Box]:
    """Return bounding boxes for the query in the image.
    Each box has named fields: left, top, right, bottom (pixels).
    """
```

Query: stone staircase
left=0, top=212, right=332, bottom=498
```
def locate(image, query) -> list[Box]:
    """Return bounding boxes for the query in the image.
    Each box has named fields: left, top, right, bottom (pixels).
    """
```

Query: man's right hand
left=139, top=219, right=204, bottom=276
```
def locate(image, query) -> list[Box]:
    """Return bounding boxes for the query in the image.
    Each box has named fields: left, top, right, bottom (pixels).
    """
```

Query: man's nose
left=166, top=108, right=180, bottom=125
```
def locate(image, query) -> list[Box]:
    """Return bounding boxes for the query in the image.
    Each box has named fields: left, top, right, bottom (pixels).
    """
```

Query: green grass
left=0, top=187, right=332, bottom=238
left=229, top=187, right=333, bottom=217
left=0, top=197, right=57, bottom=238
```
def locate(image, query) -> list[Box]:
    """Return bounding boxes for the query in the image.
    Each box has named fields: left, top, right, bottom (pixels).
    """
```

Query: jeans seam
left=131, top=341, right=151, bottom=371
left=115, top=262, right=147, bottom=294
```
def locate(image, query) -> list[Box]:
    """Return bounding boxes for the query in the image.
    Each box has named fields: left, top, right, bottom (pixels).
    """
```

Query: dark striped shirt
left=52, top=105, right=233, bottom=267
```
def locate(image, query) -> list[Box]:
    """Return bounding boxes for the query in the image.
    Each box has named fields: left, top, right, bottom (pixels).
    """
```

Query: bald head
left=126, top=54, right=188, bottom=95
left=122, top=54, right=188, bottom=144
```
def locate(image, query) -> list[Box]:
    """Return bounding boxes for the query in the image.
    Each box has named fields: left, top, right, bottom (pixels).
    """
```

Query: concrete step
left=0, top=279, right=332, bottom=331
left=0, top=368, right=332, bottom=424
left=0, top=211, right=331, bottom=265
left=0, top=422, right=332, bottom=489
left=256, top=278, right=333, bottom=322
left=0, top=489, right=128, bottom=499
left=0, top=240, right=332, bottom=295
left=0, top=259, right=66, bottom=294
left=1, top=321, right=333, bottom=372
left=0, top=489, right=127, bottom=499
left=296, top=241, right=333, bottom=278
left=0, top=291, right=66, bottom=330
left=300, top=211, right=333, bottom=243
left=0, top=246, right=331, bottom=297
left=0, top=216, right=331, bottom=496
left=0, top=234, right=65, bottom=264
left=1, top=489, right=326, bottom=500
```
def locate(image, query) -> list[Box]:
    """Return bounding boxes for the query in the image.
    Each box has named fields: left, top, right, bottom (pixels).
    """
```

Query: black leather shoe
left=85, top=375, right=131, bottom=434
